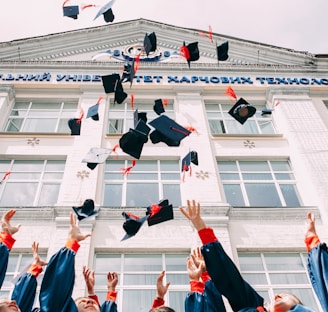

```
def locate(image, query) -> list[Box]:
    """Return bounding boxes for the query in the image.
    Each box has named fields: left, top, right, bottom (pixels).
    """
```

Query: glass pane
left=163, top=184, right=181, bottom=206
left=239, top=253, right=264, bottom=271
left=161, top=173, right=180, bottom=180
left=219, top=173, right=240, bottom=180
left=108, top=119, right=124, bottom=134
left=126, top=183, right=158, bottom=206
left=22, top=119, right=57, bottom=132
left=43, top=173, right=64, bottom=179
left=169, top=291, right=189, bottom=312
left=160, top=160, right=179, bottom=171
left=13, top=102, right=30, bottom=109
left=127, top=173, right=158, bottom=180
left=166, top=273, right=189, bottom=284
left=269, top=273, right=309, bottom=284
left=31, top=102, right=61, bottom=109
left=123, top=274, right=158, bottom=285
left=58, top=119, right=71, bottom=133
left=104, top=184, right=122, bottom=206
left=265, top=254, right=304, bottom=270
left=209, top=120, right=225, bottom=134
left=38, top=184, right=60, bottom=205
left=166, top=254, right=189, bottom=270
left=280, top=184, right=301, bottom=206
left=0, top=161, right=11, bottom=171
left=122, top=290, right=155, bottom=312
left=95, top=254, right=121, bottom=272
left=105, top=161, right=125, bottom=171
left=45, top=160, right=65, bottom=171
left=12, top=160, right=43, bottom=171
left=6, top=119, right=23, bottom=132
left=242, top=273, right=267, bottom=284
left=132, top=161, right=157, bottom=171
left=271, top=161, right=291, bottom=171
left=259, top=120, right=275, bottom=134
left=0, top=183, right=38, bottom=206
left=20, top=254, right=34, bottom=271
left=275, top=173, right=294, bottom=180
left=124, top=254, right=162, bottom=271
left=104, top=173, right=124, bottom=180
left=239, top=161, right=270, bottom=171
left=7, top=255, right=19, bottom=271
left=223, top=184, right=245, bottom=206
left=217, top=161, right=238, bottom=171
left=245, top=183, right=281, bottom=207
left=242, top=173, right=273, bottom=180
left=10, top=172, right=41, bottom=179
left=240, top=120, right=259, bottom=134
left=225, top=120, right=245, bottom=134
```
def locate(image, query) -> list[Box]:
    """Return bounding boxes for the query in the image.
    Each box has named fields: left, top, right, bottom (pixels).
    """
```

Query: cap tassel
left=180, top=45, right=190, bottom=60
left=274, top=100, right=281, bottom=107
left=120, top=160, right=136, bottom=176
left=125, top=212, right=140, bottom=220
left=130, top=94, right=135, bottom=109
left=97, top=96, right=103, bottom=104
left=149, top=204, right=162, bottom=217
left=81, top=4, right=96, bottom=9
left=224, top=86, right=237, bottom=100
left=162, top=99, right=168, bottom=106
left=0, top=171, right=12, bottom=184
left=181, top=162, right=189, bottom=182
left=198, top=25, right=213, bottom=43
left=171, top=127, right=190, bottom=136
left=134, top=53, right=141, bottom=74
left=185, top=126, right=199, bottom=135
left=62, top=0, right=70, bottom=7
left=76, top=109, right=84, bottom=124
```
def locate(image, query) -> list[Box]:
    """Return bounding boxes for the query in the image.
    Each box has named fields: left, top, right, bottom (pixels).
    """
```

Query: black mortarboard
left=68, top=118, right=81, bottom=135
left=114, top=80, right=128, bottom=104
left=146, top=199, right=174, bottom=226
left=63, top=5, right=79, bottom=19
left=101, top=74, right=120, bottom=94
left=86, top=104, right=99, bottom=121
left=144, top=32, right=157, bottom=56
left=181, top=41, right=199, bottom=68
left=261, top=108, right=273, bottom=116
left=133, top=109, right=147, bottom=128
left=181, top=151, right=198, bottom=172
left=149, top=115, right=191, bottom=147
left=119, top=120, right=151, bottom=159
left=228, top=98, right=257, bottom=125
left=72, top=199, right=98, bottom=221
left=82, top=147, right=111, bottom=170
left=153, top=99, right=165, bottom=115
left=121, top=212, right=149, bottom=241
left=120, top=62, right=134, bottom=85
left=217, top=41, right=229, bottom=61
left=94, top=0, right=115, bottom=22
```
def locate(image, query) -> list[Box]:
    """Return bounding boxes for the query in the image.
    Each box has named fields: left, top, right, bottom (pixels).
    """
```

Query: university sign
left=1, top=73, right=328, bottom=85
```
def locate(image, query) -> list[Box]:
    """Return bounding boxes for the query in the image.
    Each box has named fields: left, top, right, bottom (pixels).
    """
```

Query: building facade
left=0, top=19, right=328, bottom=311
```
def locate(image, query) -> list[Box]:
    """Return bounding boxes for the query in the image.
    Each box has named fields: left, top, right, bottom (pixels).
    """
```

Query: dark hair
left=149, top=306, right=176, bottom=312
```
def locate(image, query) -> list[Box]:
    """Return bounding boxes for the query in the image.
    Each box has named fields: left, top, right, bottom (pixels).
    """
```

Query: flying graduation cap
left=63, top=5, right=79, bottom=19
left=146, top=199, right=174, bottom=226
left=120, top=62, right=135, bottom=86
left=153, top=99, right=165, bottom=115
left=121, top=212, right=149, bottom=241
left=101, top=74, right=127, bottom=104
left=133, top=109, right=147, bottom=128
left=86, top=97, right=103, bottom=121
left=149, top=115, right=191, bottom=147
left=72, top=199, right=98, bottom=221
left=216, top=41, right=229, bottom=61
left=143, top=32, right=157, bottom=56
left=181, top=151, right=198, bottom=172
left=119, top=119, right=151, bottom=159
left=94, top=0, right=116, bottom=22
left=180, top=41, right=200, bottom=68
left=228, top=98, right=257, bottom=125
left=68, top=118, right=81, bottom=135
left=82, top=147, right=111, bottom=170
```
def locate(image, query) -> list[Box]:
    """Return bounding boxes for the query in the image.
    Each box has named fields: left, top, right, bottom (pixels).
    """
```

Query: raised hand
left=32, top=241, right=47, bottom=267
left=156, top=270, right=170, bottom=299
left=179, top=200, right=206, bottom=231
left=305, top=212, right=317, bottom=238
left=186, top=256, right=205, bottom=282
left=83, top=266, right=95, bottom=294
left=107, top=272, right=118, bottom=291
left=1, top=209, right=21, bottom=235
left=190, top=247, right=206, bottom=273
left=68, top=212, right=91, bottom=242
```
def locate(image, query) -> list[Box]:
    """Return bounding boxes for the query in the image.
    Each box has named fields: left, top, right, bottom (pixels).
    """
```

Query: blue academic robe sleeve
left=11, top=273, right=37, bottom=312
left=307, top=242, right=328, bottom=312
left=39, top=247, right=78, bottom=312
left=201, top=241, right=264, bottom=311
left=100, top=300, right=118, bottom=312
left=0, top=243, right=10, bottom=289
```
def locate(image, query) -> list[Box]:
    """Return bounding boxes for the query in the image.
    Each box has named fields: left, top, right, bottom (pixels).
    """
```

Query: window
left=104, top=160, right=181, bottom=207
left=93, top=253, right=189, bottom=312
left=108, top=101, right=174, bottom=134
left=0, top=160, right=65, bottom=206
left=217, top=160, right=301, bottom=207
left=206, top=103, right=275, bottom=135
left=4, top=100, right=78, bottom=133
left=0, top=251, right=46, bottom=305
left=238, top=252, right=322, bottom=311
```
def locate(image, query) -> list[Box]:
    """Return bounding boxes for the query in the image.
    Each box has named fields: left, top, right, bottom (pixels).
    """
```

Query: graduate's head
left=266, top=293, right=303, bottom=312
left=0, top=299, right=21, bottom=312
left=75, top=297, right=100, bottom=312
left=150, top=306, right=175, bottom=312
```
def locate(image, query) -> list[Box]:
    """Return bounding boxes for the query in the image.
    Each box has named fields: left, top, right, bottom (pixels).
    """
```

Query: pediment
left=0, top=19, right=315, bottom=67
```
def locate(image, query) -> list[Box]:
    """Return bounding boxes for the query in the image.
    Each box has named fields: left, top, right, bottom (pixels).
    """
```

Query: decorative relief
left=195, top=170, right=209, bottom=180
left=76, top=170, right=90, bottom=180
left=243, top=139, right=255, bottom=148
left=27, top=138, right=40, bottom=146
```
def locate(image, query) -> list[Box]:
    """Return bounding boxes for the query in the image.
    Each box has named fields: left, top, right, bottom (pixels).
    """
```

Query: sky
left=0, top=0, right=327, bottom=54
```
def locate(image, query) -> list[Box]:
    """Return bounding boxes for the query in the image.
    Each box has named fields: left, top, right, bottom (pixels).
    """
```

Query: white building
left=0, top=18, right=328, bottom=311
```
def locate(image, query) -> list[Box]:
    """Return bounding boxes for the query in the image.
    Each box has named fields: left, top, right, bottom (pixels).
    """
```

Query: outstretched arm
left=304, top=212, right=320, bottom=252
left=151, top=270, right=171, bottom=309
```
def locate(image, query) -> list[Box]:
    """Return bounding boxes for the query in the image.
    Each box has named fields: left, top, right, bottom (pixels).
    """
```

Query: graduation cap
left=180, top=41, right=199, bottom=68
left=228, top=98, right=257, bottom=125
left=86, top=104, right=99, bottom=121
left=68, top=118, right=81, bottom=135
left=217, top=41, right=229, bottom=61
left=149, top=115, right=191, bottom=147
left=144, top=32, right=157, bottom=56
left=261, top=108, right=273, bottom=116
left=133, top=109, right=147, bottom=128
left=119, top=120, right=151, bottom=159
left=153, top=99, right=165, bottom=115
left=94, top=0, right=116, bottom=22
left=101, top=74, right=120, bottom=94
left=72, top=199, right=98, bottom=221
left=146, top=199, right=174, bottom=226
left=82, top=147, right=111, bottom=170
left=120, top=62, right=134, bottom=85
left=181, top=151, right=198, bottom=172
left=63, top=5, right=79, bottom=19
left=121, top=212, right=149, bottom=241
left=114, top=80, right=128, bottom=104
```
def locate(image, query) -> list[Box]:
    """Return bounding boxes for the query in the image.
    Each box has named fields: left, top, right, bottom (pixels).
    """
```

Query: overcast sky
left=0, top=0, right=327, bottom=54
